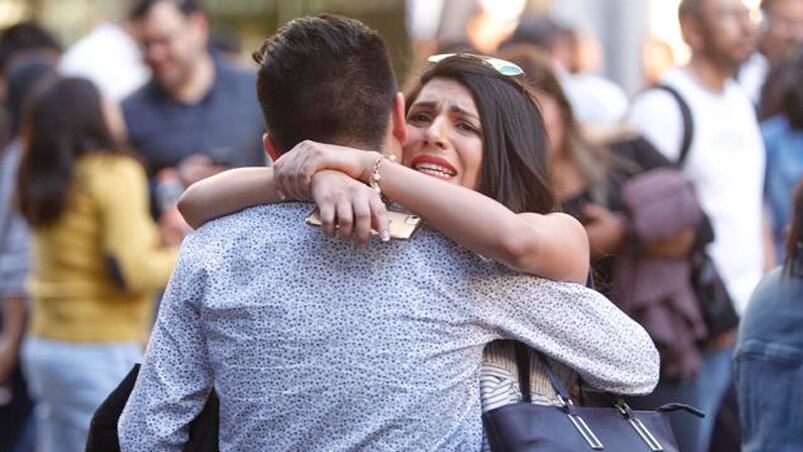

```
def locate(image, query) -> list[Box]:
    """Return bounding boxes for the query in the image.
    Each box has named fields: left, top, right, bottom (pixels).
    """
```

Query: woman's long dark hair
left=785, top=180, right=803, bottom=276
left=497, top=44, right=618, bottom=204
left=406, top=55, right=559, bottom=214
left=17, top=77, right=121, bottom=226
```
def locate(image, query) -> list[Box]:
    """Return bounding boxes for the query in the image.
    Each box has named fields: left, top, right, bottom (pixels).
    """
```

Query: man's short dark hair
left=0, top=21, right=61, bottom=76
left=128, top=0, right=203, bottom=20
left=252, top=14, right=396, bottom=153
left=679, top=0, right=707, bottom=22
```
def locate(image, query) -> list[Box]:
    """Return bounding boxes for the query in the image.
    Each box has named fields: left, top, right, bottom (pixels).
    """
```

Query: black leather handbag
left=482, top=344, right=703, bottom=452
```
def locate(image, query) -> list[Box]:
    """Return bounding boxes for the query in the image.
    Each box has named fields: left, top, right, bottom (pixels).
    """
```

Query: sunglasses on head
left=427, top=53, right=524, bottom=77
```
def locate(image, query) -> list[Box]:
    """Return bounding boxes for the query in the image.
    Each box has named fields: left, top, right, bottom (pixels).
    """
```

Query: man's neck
left=685, top=54, right=731, bottom=92
left=171, top=53, right=215, bottom=103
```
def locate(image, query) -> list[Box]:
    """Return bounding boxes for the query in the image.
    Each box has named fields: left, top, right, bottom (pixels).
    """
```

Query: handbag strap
left=514, top=341, right=531, bottom=403
left=514, top=342, right=572, bottom=407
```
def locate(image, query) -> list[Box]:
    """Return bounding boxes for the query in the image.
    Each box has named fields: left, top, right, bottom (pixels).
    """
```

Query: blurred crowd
left=0, top=0, right=801, bottom=451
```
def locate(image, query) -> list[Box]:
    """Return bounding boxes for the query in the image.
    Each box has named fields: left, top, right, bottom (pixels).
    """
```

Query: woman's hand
left=582, top=203, right=628, bottom=259
left=273, top=140, right=378, bottom=201
left=310, top=170, right=390, bottom=245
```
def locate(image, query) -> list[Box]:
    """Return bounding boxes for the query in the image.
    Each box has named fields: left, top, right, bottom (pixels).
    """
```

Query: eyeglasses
left=427, top=53, right=524, bottom=77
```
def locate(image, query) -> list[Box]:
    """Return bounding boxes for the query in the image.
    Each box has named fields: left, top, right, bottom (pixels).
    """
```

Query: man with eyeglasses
left=122, top=0, right=265, bottom=220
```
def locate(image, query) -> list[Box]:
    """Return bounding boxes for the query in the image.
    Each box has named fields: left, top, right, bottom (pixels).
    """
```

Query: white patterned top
left=119, top=203, right=658, bottom=452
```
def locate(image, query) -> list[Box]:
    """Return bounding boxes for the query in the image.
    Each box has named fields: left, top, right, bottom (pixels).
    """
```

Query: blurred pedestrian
left=628, top=1, right=764, bottom=450
left=60, top=13, right=149, bottom=102
left=763, top=47, right=803, bottom=263
left=0, top=21, right=60, bottom=101
left=123, top=0, right=265, bottom=220
left=0, top=59, right=55, bottom=452
left=16, top=77, right=177, bottom=452
left=739, top=0, right=803, bottom=106
left=736, top=180, right=803, bottom=451
left=501, top=16, right=629, bottom=131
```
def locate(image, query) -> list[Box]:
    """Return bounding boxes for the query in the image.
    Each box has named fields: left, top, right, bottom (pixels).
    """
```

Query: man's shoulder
left=193, top=203, right=308, bottom=240
left=190, top=204, right=475, bottom=267
left=631, top=83, right=681, bottom=115
left=121, top=81, right=160, bottom=115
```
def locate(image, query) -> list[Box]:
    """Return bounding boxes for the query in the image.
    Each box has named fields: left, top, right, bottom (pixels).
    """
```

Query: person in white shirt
left=60, top=21, right=149, bottom=102
left=628, top=1, right=764, bottom=451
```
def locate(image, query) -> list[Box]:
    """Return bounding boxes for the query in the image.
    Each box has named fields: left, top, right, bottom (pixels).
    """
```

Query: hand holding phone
left=306, top=209, right=421, bottom=241
left=306, top=170, right=397, bottom=244
left=306, top=209, right=421, bottom=240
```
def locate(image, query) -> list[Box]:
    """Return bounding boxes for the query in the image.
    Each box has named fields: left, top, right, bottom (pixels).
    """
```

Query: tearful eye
left=456, top=122, right=479, bottom=134
left=407, top=112, right=431, bottom=124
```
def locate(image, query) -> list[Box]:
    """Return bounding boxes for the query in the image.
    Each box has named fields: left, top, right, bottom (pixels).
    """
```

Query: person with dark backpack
left=628, top=1, right=766, bottom=451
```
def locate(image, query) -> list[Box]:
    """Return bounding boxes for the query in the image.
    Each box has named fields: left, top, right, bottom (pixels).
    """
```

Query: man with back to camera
left=628, top=1, right=765, bottom=451
left=119, top=15, right=659, bottom=451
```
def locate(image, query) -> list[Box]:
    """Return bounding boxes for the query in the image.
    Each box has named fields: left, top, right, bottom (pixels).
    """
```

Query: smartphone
left=305, top=208, right=422, bottom=240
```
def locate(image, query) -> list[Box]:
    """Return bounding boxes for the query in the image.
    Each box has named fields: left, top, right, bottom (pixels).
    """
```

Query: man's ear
left=188, top=12, right=210, bottom=43
left=679, top=16, right=702, bottom=52
left=391, top=92, right=408, bottom=147
left=263, top=133, right=282, bottom=163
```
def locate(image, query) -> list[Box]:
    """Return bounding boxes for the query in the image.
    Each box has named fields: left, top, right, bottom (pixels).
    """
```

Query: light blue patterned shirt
left=119, top=203, right=658, bottom=452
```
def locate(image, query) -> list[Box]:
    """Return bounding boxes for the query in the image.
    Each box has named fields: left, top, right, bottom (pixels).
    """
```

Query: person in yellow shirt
left=15, top=76, right=177, bottom=452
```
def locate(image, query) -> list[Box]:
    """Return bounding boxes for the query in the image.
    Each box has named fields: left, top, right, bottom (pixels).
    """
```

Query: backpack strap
left=651, top=84, right=694, bottom=167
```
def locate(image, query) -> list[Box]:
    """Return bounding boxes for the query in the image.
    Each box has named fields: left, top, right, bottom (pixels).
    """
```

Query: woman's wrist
left=357, top=151, right=383, bottom=183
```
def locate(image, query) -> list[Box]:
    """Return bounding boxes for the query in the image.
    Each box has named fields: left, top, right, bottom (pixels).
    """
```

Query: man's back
left=188, top=203, right=488, bottom=450
left=120, top=203, right=658, bottom=451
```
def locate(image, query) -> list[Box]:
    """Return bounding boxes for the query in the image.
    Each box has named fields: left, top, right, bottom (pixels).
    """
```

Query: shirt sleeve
left=476, top=278, right=660, bottom=396
left=118, top=234, right=211, bottom=452
left=93, top=156, right=178, bottom=293
left=0, top=213, right=29, bottom=299
left=628, top=90, right=685, bottom=163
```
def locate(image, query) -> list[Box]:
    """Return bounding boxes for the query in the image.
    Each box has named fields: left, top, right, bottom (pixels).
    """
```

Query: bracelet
left=368, top=154, right=396, bottom=198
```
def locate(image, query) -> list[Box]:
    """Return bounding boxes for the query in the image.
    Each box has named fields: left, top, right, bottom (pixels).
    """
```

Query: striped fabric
left=480, top=340, right=578, bottom=451
left=0, top=141, right=30, bottom=298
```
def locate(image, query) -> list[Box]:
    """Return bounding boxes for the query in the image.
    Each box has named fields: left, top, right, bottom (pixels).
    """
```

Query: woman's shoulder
left=77, top=152, right=147, bottom=195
